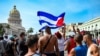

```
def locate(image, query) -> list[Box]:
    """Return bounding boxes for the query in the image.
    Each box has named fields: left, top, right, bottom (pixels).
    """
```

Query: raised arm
left=62, top=23, right=66, bottom=39
left=54, top=35, right=60, bottom=56
left=72, top=25, right=76, bottom=34
left=64, top=40, right=70, bottom=50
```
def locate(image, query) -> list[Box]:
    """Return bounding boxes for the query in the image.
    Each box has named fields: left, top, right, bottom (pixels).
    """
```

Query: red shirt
left=68, top=37, right=76, bottom=54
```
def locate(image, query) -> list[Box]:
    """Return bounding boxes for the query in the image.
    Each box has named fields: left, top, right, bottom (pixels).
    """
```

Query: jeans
left=60, top=51, right=64, bottom=56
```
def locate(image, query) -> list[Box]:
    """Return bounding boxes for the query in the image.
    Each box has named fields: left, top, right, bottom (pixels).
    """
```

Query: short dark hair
left=74, top=33, right=83, bottom=43
left=84, top=33, right=92, bottom=40
left=26, top=34, right=39, bottom=47
left=20, top=32, right=25, bottom=37
left=5, top=36, right=8, bottom=39
left=45, top=26, right=51, bottom=34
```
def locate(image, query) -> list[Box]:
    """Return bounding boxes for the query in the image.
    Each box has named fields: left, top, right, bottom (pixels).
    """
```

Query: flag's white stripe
left=39, top=16, right=57, bottom=24
left=41, top=23, right=56, bottom=27
left=39, top=16, right=62, bottom=25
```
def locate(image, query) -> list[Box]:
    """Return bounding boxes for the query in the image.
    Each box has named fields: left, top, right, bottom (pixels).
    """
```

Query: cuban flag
left=37, top=11, right=65, bottom=30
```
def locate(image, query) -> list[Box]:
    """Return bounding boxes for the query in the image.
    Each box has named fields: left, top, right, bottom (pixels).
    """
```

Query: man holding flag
left=37, top=11, right=65, bottom=56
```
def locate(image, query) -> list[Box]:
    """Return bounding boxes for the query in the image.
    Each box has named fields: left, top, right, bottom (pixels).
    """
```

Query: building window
left=95, top=24, right=98, bottom=30
left=88, top=26, right=90, bottom=30
left=95, top=24, right=97, bottom=27
left=88, top=26, right=90, bottom=29
left=92, top=25, right=93, bottom=27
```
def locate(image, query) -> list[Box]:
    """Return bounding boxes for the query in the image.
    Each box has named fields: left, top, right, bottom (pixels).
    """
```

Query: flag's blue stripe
left=39, top=20, right=54, bottom=25
left=58, top=12, right=65, bottom=17
left=37, top=11, right=58, bottom=21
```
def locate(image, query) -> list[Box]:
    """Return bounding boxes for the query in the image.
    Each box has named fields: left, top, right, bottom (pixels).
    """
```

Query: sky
left=0, top=0, right=100, bottom=33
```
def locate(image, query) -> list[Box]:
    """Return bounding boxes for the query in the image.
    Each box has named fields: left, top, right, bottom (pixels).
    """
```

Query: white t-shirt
left=87, top=44, right=98, bottom=56
left=58, top=37, right=65, bottom=51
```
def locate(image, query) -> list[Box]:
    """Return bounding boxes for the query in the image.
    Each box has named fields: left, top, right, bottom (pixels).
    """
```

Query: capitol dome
left=7, top=5, right=25, bottom=36
left=8, top=5, right=22, bottom=26
left=9, top=5, right=20, bottom=18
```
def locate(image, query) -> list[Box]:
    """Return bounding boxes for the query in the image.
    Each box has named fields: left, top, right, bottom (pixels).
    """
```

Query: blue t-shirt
left=32, top=53, right=41, bottom=56
left=74, top=45, right=87, bottom=56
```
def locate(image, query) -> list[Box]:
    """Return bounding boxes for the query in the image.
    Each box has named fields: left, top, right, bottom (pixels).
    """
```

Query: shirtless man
left=38, top=26, right=60, bottom=56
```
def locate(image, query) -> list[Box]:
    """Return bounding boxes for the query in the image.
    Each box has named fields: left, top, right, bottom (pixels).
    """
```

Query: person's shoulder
left=51, top=35, right=57, bottom=41
left=71, top=48, right=75, bottom=52
left=38, top=36, right=47, bottom=43
left=90, top=43, right=98, bottom=48
left=39, top=36, right=45, bottom=40
left=69, top=48, right=75, bottom=56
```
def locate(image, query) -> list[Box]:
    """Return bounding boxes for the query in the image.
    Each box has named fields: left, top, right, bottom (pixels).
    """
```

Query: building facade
left=7, top=5, right=25, bottom=36
left=65, top=18, right=100, bottom=39
left=0, top=5, right=25, bottom=36
left=78, top=17, right=100, bottom=39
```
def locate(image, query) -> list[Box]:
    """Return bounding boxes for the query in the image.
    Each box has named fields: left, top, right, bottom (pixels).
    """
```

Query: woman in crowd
left=55, top=31, right=65, bottom=56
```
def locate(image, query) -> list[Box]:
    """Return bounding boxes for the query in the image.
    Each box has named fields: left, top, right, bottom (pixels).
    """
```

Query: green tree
left=6, top=24, right=10, bottom=29
left=0, top=24, right=5, bottom=36
left=27, top=27, right=33, bottom=34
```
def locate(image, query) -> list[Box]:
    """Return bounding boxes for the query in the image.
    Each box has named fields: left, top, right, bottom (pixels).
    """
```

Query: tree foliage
left=0, top=24, right=5, bottom=36
left=6, top=24, right=10, bottom=29
left=27, top=27, right=33, bottom=33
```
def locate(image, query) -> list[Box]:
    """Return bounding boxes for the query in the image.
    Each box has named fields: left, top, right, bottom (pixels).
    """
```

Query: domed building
left=7, top=5, right=25, bottom=36
left=8, top=5, right=21, bottom=25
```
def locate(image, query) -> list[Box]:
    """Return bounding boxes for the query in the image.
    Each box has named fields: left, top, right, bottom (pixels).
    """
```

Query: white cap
left=68, top=32, right=75, bottom=36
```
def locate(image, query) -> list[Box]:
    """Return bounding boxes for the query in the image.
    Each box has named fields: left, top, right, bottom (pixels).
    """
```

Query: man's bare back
left=39, top=34, right=57, bottom=53
left=38, top=26, right=60, bottom=56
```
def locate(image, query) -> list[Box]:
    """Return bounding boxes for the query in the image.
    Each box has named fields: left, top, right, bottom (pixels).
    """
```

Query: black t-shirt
left=6, top=41, right=14, bottom=56
left=18, top=39, right=28, bottom=56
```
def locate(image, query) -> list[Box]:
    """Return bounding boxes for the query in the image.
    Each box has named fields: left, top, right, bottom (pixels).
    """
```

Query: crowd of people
left=0, top=25, right=100, bottom=56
